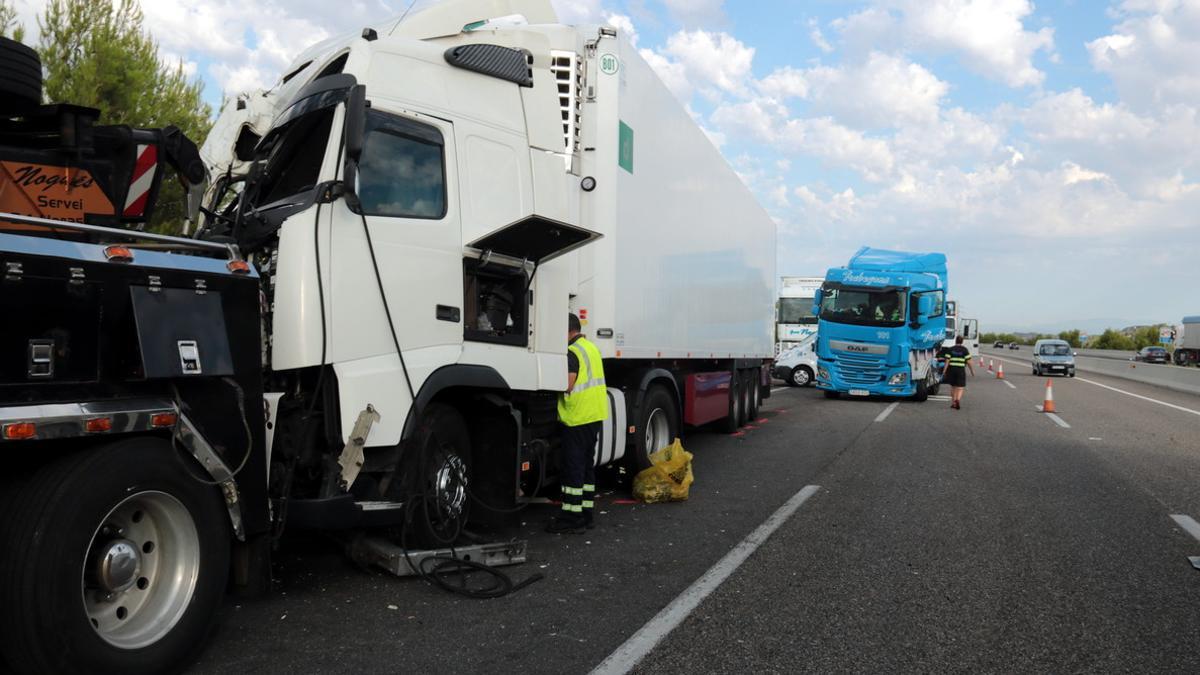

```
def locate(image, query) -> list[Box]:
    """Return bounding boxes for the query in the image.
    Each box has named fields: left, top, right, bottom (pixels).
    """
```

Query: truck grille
left=834, top=352, right=887, bottom=385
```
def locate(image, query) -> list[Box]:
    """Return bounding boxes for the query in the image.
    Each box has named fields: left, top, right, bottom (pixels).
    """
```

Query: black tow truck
left=0, top=36, right=271, bottom=674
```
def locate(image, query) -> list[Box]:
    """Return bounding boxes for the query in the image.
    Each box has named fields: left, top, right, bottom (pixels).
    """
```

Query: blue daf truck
left=813, top=247, right=948, bottom=401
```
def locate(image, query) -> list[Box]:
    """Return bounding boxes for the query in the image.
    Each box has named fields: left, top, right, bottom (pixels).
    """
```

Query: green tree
left=0, top=0, right=24, bottom=41
left=1058, top=330, right=1081, bottom=348
left=38, top=0, right=211, bottom=233
left=1094, top=329, right=1135, bottom=351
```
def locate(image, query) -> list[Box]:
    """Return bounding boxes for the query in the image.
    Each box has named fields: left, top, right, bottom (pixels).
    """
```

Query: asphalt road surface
left=190, top=360, right=1200, bottom=674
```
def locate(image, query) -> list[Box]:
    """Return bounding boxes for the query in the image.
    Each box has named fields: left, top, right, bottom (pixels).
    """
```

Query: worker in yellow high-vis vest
left=547, top=313, right=609, bottom=534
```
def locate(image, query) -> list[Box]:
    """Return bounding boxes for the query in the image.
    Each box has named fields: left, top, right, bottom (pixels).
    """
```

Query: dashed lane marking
left=590, top=485, right=822, bottom=675
left=929, top=395, right=951, bottom=401
left=874, top=402, right=900, bottom=423
left=1003, top=380, right=1017, bottom=390
left=1169, top=514, right=1200, bottom=543
left=1034, top=405, right=1071, bottom=428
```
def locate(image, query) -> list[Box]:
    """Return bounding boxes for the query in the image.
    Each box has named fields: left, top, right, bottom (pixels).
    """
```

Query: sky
left=8, top=0, right=1200, bottom=332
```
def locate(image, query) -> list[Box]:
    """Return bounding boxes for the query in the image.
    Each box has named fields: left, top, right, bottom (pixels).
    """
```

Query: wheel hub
left=435, top=453, right=468, bottom=518
left=96, top=539, right=141, bottom=593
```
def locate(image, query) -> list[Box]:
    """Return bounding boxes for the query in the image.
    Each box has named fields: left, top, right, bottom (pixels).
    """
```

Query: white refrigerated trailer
left=776, top=275, right=824, bottom=353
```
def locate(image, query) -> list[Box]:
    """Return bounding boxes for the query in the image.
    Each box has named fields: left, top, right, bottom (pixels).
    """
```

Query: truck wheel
left=913, top=371, right=931, bottom=402
left=402, top=403, right=471, bottom=547
left=631, top=385, right=679, bottom=472
left=790, top=366, right=813, bottom=387
left=0, top=37, right=42, bottom=114
left=0, top=437, right=229, bottom=675
left=721, top=374, right=742, bottom=433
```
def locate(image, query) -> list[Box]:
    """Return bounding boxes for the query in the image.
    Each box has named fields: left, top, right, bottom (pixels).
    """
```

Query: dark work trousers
left=559, top=422, right=601, bottom=521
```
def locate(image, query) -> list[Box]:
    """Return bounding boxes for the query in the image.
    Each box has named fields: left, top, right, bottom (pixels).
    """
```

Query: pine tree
left=0, top=0, right=24, bottom=42
left=38, top=0, right=211, bottom=233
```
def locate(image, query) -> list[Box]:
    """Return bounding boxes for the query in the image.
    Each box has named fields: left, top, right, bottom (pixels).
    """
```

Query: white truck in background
left=940, top=300, right=979, bottom=353
left=776, top=275, right=824, bottom=353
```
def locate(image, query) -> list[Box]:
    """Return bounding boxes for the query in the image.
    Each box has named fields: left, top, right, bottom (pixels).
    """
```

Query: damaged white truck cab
left=200, top=0, right=776, bottom=541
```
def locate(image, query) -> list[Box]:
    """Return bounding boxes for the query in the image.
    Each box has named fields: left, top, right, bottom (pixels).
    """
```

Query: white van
left=774, top=333, right=819, bottom=387
left=1032, top=339, right=1076, bottom=377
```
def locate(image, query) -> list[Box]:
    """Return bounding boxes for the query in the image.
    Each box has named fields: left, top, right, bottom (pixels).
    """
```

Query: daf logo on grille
left=846, top=344, right=871, bottom=353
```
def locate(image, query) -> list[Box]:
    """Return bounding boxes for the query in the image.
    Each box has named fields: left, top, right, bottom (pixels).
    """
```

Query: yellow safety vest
left=558, top=336, right=609, bottom=426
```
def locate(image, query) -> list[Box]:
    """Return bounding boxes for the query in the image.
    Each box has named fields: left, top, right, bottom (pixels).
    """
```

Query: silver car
left=1032, top=339, right=1076, bottom=377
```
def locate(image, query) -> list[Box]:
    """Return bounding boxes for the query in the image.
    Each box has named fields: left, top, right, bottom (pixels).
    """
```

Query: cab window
left=357, top=111, right=446, bottom=219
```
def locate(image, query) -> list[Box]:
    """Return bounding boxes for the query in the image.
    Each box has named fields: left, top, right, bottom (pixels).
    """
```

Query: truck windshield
left=254, top=108, right=335, bottom=206
left=778, top=298, right=816, bottom=324
left=820, top=286, right=906, bottom=327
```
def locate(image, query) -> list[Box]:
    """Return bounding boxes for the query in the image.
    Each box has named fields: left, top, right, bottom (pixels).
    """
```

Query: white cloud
left=644, top=30, right=756, bottom=101
left=605, top=13, right=638, bottom=46
left=800, top=52, right=949, bottom=129
left=835, top=0, right=1054, bottom=88
left=1088, top=0, right=1200, bottom=109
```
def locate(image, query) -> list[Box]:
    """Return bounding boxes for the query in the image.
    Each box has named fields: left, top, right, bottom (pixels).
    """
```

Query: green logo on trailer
left=600, top=53, right=620, bottom=75
left=618, top=121, right=634, bottom=174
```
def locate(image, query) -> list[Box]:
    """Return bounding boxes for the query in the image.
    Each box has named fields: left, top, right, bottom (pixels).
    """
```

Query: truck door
left=328, top=105, right=463, bottom=441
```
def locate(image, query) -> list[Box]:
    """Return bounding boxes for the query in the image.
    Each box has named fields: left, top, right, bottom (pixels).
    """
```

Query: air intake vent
left=444, top=44, right=534, bottom=87
left=550, top=51, right=582, bottom=155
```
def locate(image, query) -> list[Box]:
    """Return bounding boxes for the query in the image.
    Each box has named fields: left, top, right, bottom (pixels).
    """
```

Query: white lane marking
left=770, top=387, right=787, bottom=393
left=590, top=485, right=822, bottom=675
left=1003, top=380, right=1017, bottom=390
left=875, top=402, right=900, bottom=423
left=1075, top=377, right=1200, bottom=418
left=1169, top=514, right=1200, bottom=543
left=1035, top=405, right=1071, bottom=428
left=929, top=395, right=951, bottom=401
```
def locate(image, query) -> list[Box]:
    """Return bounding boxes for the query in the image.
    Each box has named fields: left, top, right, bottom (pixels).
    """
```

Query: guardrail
left=981, top=347, right=1200, bottom=396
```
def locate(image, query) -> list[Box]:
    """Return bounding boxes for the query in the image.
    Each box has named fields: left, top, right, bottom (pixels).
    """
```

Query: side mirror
left=812, top=290, right=823, bottom=316
left=342, top=84, right=367, bottom=207
left=915, top=295, right=934, bottom=323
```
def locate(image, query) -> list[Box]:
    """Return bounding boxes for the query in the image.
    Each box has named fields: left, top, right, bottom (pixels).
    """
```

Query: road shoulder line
left=589, top=485, right=822, bottom=675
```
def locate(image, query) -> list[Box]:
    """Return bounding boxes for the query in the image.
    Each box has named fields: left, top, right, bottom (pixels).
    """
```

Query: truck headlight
left=888, top=372, right=908, bottom=385
left=818, top=367, right=830, bottom=380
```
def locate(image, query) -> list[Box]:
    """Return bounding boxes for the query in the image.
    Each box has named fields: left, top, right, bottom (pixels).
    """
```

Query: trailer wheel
left=720, top=374, right=741, bottom=433
left=0, top=37, right=43, bottom=114
left=0, top=437, right=229, bottom=675
left=630, top=385, right=678, bottom=472
left=747, top=372, right=761, bottom=420
left=403, top=403, right=472, bottom=547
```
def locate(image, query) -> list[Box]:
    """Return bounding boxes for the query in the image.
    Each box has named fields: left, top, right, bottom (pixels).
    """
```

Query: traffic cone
left=996, top=362, right=1005, bottom=379
left=988, top=359, right=995, bottom=373
left=1042, top=379, right=1055, bottom=413
left=978, top=355, right=985, bottom=368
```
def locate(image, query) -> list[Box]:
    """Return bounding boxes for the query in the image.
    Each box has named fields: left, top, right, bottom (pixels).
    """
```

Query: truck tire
left=0, top=437, right=230, bottom=675
left=630, top=384, right=679, bottom=472
left=747, top=372, right=760, bottom=420
left=720, top=374, right=741, bottom=433
left=789, top=365, right=813, bottom=387
left=401, top=403, right=472, bottom=547
left=739, top=372, right=753, bottom=426
left=913, top=370, right=931, bottom=402
left=0, top=37, right=42, bottom=114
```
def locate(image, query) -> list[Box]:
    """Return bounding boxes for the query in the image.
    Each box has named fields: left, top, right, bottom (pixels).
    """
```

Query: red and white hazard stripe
left=123, top=144, right=158, bottom=217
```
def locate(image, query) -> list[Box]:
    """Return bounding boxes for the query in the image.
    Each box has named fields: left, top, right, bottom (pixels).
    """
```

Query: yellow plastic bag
left=632, top=439, right=694, bottom=503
